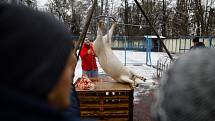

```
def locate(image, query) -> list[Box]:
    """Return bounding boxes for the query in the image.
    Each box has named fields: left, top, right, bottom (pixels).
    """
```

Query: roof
left=144, top=35, right=166, bottom=39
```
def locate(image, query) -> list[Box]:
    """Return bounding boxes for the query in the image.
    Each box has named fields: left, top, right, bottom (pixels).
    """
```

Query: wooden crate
left=76, top=76, right=133, bottom=121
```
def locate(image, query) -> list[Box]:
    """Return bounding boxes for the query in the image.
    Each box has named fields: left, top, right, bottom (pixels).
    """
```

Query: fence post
left=124, top=36, right=127, bottom=66
left=179, top=38, right=181, bottom=54
left=146, top=37, right=152, bottom=66
left=209, top=36, right=212, bottom=48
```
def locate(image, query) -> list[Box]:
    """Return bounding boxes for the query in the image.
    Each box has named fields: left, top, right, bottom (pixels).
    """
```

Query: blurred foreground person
left=152, top=49, right=215, bottom=121
left=0, top=3, right=78, bottom=121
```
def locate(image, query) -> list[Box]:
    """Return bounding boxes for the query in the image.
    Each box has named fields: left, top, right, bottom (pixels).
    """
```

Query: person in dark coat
left=152, top=49, right=215, bottom=121
left=190, top=37, right=206, bottom=50
left=0, top=3, right=79, bottom=121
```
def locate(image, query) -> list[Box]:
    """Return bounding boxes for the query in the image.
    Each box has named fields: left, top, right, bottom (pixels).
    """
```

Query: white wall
left=163, top=37, right=215, bottom=54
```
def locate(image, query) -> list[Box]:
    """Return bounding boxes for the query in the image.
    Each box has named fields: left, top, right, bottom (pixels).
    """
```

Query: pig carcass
left=93, top=20, right=146, bottom=87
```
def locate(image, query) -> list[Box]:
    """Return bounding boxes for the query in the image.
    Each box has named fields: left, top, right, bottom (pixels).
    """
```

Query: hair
left=152, top=49, right=215, bottom=121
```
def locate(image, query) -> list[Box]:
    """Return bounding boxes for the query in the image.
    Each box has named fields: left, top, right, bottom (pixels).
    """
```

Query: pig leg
left=119, top=75, right=135, bottom=88
left=129, top=70, right=146, bottom=82
left=97, top=20, right=104, bottom=36
left=104, top=20, right=117, bottom=45
left=94, top=20, right=105, bottom=56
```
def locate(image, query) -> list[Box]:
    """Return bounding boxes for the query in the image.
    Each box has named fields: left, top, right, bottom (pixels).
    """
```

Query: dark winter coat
left=190, top=42, right=206, bottom=50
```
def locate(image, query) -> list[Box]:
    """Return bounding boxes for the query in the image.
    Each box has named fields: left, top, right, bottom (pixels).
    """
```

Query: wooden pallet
left=76, top=76, right=133, bottom=121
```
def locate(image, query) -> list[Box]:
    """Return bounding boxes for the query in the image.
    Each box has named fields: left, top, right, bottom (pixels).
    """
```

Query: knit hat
left=0, top=3, right=74, bottom=100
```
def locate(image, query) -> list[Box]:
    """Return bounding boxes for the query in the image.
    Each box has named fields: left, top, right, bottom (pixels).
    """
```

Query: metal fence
left=156, top=56, right=174, bottom=79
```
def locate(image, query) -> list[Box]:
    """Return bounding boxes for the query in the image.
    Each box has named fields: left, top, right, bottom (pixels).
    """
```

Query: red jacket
left=80, top=43, right=98, bottom=71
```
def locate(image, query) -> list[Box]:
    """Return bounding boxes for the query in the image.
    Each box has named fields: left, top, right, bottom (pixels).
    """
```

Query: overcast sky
left=37, top=0, right=47, bottom=7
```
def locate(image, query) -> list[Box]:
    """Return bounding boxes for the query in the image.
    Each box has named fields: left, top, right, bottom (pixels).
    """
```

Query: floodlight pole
left=134, top=0, right=173, bottom=61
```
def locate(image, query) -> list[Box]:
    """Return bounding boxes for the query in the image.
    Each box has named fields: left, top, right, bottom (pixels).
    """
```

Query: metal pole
left=134, top=0, right=173, bottom=61
left=209, top=36, right=212, bottom=48
left=124, top=36, right=127, bottom=66
left=179, top=38, right=181, bottom=54
left=184, top=38, right=186, bottom=53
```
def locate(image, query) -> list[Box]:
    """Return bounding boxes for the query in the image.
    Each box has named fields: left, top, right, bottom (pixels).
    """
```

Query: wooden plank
left=80, top=103, right=129, bottom=107
left=81, top=118, right=128, bottom=121
left=80, top=107, right=129, bottom=111
left=81, top=110, right=129, bottom=114
left=79, top=100, right=130, bottom=104
left=81, top=112, right=129, bottom=117
left=98, top=118, right=128, bottom=121
left=77, top=92, right=130, bottom=96
left=78, top=96, right=130, bottom=100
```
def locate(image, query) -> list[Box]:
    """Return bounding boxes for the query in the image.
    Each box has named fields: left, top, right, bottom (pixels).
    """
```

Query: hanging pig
left=93, top=19, right=146, bottom=87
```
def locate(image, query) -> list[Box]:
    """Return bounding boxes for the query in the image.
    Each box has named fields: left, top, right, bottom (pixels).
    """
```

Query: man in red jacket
left=80, top=38, right=98, bottom=78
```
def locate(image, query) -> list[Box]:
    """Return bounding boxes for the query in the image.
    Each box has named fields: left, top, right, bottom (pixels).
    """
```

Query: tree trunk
left=194, top=0, right=205, bottom=35
left=100, top=0, right=103, bottom=15
left=162, top=0, right=167, bottom=36
left=124, top=0, right=129, bottom=36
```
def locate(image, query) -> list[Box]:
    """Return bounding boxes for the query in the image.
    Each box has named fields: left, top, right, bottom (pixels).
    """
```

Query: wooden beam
left=74, top=0, right=97, bottom=61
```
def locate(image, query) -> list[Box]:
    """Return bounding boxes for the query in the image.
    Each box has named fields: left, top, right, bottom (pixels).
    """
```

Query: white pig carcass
left=93, top=20, right=146, bottom=87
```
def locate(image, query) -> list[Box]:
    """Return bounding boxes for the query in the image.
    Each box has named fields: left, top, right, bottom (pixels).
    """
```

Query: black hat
left=0, top=4, right=74, bottom=99
left=193, top=37, right=199, bottom=42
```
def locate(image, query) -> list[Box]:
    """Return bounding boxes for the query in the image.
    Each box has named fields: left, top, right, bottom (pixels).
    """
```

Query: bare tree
left=189, top=0, right=215, bottom=36
left=100, top=0, right=104, bottom=15
left=171, top=0, right=189, bottom=37
left=48, top=0, right=82, bottom=34
left=44, top=0, right=215, bottom=38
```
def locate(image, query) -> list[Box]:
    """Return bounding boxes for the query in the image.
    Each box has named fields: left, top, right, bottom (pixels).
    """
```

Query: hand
left=87, top=49, right=91, bottom=54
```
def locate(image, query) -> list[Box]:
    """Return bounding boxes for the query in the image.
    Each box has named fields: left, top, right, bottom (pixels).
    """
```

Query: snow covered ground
left=74, top=50, right=172, bottom=102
